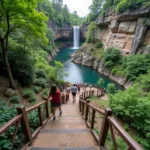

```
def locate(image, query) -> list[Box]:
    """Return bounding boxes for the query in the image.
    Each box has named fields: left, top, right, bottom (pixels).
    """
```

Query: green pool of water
left=52, top=47, right=123, bottom=90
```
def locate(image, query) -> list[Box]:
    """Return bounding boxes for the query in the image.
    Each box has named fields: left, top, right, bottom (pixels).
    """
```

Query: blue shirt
left=72, top=86, right=77, bottom=93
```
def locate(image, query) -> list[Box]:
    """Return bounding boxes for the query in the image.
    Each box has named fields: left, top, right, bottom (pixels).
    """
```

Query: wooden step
left=27, top=146, right=101, bottom=150
left=31, top=129, right=98, bottom=148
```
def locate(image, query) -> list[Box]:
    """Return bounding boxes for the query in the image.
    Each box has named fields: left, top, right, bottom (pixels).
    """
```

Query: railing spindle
left=99, top=108, right=112, bottom=146
left=45, top=99, right=49, bottom=118
left=17, top=106, right=33, bottom=143
left=85, top=100, right=90, bottom=121
left=91, top=109, right=96, bottom=129
left=109, top=123, right=118, bottom=150
left=82, top=103, right=85, bottom=116
left=38, top=106, right=43, bottom=126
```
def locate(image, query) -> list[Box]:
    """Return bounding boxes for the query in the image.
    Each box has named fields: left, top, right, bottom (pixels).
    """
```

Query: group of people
left=48, top=84, right=81, bottom=121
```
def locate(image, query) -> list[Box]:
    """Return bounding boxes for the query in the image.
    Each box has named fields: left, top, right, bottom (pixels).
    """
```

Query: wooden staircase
left=27, top=98, right=100, bottom=150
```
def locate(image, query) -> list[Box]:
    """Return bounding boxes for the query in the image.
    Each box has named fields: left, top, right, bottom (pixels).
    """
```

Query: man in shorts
left=71, top=84, right=77, bottom=103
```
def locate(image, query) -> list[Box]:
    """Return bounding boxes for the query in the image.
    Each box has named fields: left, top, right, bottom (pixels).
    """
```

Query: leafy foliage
left=8, top=49, right=35, bottom=86
left=41, top=88, right=49, bottom=99
left=97, top=78, right=105, bottom=87
left=32, top=86, right=42, bottom=94
left=34, top=78, right=47, bottom=88
left=107, top=83, right=116, bottom=94
left=95, top=41, right=103, bottom=48
left=0, top=100, right=23, bottom=150
left=10, top=95, right=21, bottom=103
left=86, top=22, right=96, bottom=43
left=22, top=89, right=35, bottom=99
left=104, top=48, right=121, bottom=69
left=123, top=54, right=150, bottom=81
left=109, top=84, right=150, bottom=149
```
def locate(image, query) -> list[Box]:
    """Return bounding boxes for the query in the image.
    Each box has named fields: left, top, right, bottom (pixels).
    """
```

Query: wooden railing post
left=82, top=103, right=85, bottom=116
left=85, top=100, right=90, bottom=121
left=38, top=106, right=43, bottom=126
left=91, top=109, right=96, bottom=129
left=79, top=100, right=81, bottom=112
left=17, top=106, right=33, bottom=143
left=99, top=108, right=112, bottom=146
left=84, top=92, right=85, bottom=100
left=45, top=99, right=49, bottom=118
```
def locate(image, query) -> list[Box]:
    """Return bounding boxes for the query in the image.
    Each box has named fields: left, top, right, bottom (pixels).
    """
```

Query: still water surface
left=52, top=47, right=123, bottom=89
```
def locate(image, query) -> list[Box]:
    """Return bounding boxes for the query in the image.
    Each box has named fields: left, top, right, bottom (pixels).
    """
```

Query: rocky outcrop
left=72, top=44, right=129, bottom=88
left=80, top=23, right=88, bottom=41
left=93, top=6, right=150, bottom=54
left=48, top=20, right=73, bottom=41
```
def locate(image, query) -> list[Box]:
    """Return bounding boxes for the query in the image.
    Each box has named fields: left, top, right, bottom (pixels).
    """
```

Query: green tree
left=53, top=61, right=67, bottom=82
left=98, top=78, right=105, bottom=87
left=106, top=83, right=116, bottom=94
left=0, top=0, right=48, bottom=89
left=86, top=21, right=96, bottom=43
left=62, top=4, right=71, bottom=24
left=89, top=0, right=104, bottom=17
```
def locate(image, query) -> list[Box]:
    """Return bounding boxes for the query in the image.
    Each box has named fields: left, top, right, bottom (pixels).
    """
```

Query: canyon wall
left=72, top=6, right=150, bottom=88
left=48, top=20, right=73, bottom=41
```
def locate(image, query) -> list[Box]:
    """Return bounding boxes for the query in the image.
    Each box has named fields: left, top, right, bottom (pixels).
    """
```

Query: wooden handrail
left=0, top=114, right=22, bottom=135
left=26, top=101, right=46, bottom=113
left=79, top=97, right=143, bottom=150
left=88, top=103, right=105, bottom=115
left=108, top=116, right=143, bottom=150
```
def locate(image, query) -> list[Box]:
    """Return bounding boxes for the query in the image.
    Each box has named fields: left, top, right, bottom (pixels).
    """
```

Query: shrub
left=107, top=83, right=116, bottom=94
left=41, top=88, right=49, bottom=99
left=0, top=100, right=23, bottom=149
left=34, top=78, right=47, bottom=88
left=95, top=41, right=103, bottom=48
left=22, top=89, right=35, bottom=99
left=109, top=85, right=150, bottom=149
left=10, top=95, right=21, bottom=103
left=28, top=110, right=39, bottom=132
left=35, top=69, right=47, bottom=79
left=28, top=94, right=36, bottom=103
left=104, top=47, right=121, bottom=69
left=8, top=49, right=35, bottom=86
left=97, top=78, right=105, bottom=87
left=123, top=54, right=150, bottom=81
left=32, top=86, right=42, bottom=93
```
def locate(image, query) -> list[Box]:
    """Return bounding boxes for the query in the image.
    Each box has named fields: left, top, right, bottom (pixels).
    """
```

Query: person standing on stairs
left=71, top=84, right=77, bottom=103
left=48, top=85, right=62, bottom=121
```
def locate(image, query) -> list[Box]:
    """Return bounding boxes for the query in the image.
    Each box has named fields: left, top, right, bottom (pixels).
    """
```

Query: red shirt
left=49, top=91, right=61, bottom=104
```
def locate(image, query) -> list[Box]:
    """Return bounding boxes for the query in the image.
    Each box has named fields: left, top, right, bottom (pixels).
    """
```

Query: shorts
left=51, top=102, right=61, bottom=107
left=72, top=92, right=76, bottom=96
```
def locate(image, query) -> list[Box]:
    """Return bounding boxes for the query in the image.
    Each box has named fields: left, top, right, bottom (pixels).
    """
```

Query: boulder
left=130, top=18, right=148, bottom=54
left=4, top=88, right=17, bottom=97
left=109, top=73, right=127, bottom=86
left=110, top=20, right=119, bottom=33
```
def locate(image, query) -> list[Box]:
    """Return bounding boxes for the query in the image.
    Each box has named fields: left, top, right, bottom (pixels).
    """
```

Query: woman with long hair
left=48, top=85, right=62, bottom=121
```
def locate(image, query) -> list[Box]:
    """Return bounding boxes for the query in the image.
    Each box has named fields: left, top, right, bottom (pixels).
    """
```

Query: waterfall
left=73, top=26, right=80, bottom=49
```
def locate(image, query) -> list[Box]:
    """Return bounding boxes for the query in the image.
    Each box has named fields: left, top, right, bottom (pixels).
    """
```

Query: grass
left=89, top=96, right=109, bottom=109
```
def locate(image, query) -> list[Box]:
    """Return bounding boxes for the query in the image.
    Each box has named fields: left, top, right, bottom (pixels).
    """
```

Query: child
left=48, top=85, right=62, bottom=121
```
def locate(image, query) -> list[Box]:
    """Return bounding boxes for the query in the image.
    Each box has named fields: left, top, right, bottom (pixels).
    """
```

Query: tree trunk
left=1, top=40, right=16, bottom=90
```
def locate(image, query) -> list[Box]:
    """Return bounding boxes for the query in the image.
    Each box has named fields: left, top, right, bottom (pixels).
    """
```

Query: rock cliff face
left=48, top=20, right=73, bottom=41
left=95, top=6, right=150, bottom=54
left=72, top=43, right=131, bottom=88
left=72, top=7, right=150, bottom=87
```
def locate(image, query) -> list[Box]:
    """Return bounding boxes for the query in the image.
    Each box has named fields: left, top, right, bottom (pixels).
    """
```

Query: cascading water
left=73, top=26, right=80, bottom=49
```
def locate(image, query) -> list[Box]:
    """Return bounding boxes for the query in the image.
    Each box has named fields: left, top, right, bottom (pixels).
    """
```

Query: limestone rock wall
left=95, top=6, right=150, bottom=54
left=48, top=20, right=73, bottom=41
left=71, top=44, right=130, bottom=88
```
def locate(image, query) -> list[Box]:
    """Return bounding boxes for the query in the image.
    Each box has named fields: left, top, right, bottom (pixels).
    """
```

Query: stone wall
left=94, top=6, right=150, bottom=54
left=48, top=20, right=73, bottom=41
left=71, top=44, right=131, bottom=88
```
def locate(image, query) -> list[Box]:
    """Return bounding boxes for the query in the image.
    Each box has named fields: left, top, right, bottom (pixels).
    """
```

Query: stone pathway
left=27, top=90, right=100, bottom=150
